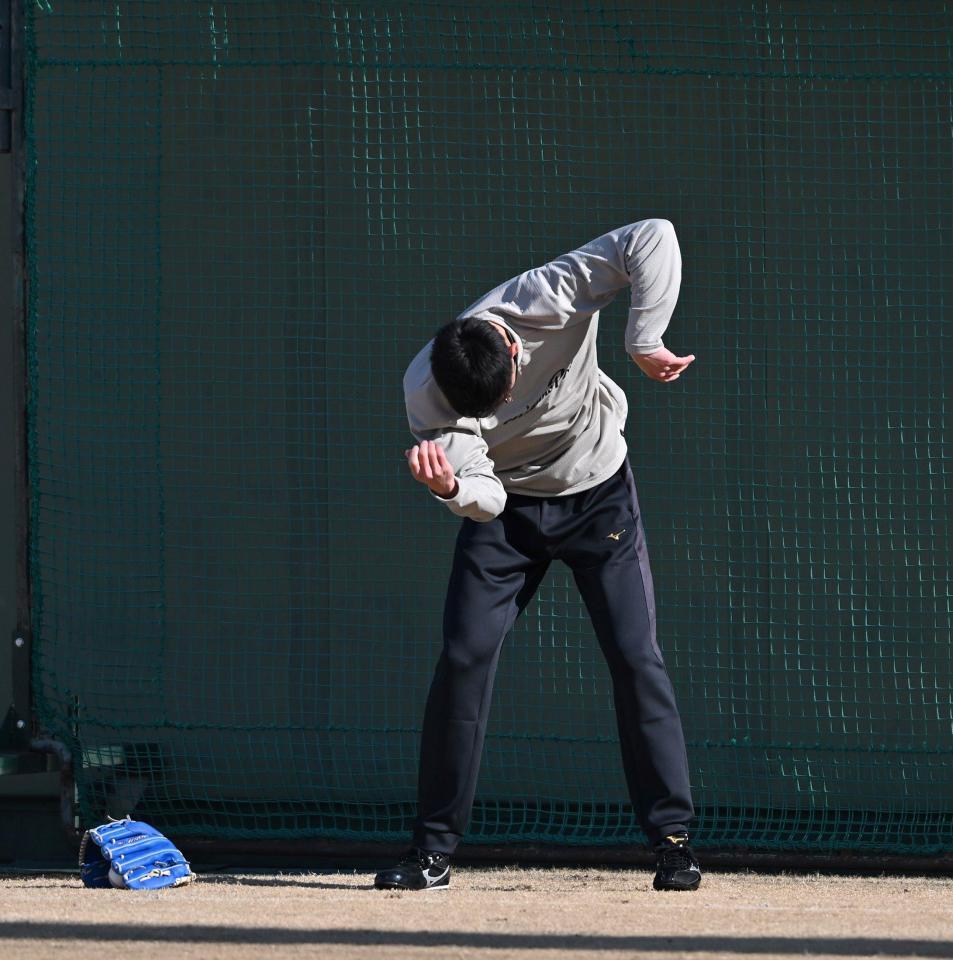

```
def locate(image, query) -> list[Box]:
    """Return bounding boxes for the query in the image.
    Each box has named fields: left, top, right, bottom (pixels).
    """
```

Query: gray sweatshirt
left=403, top=218, right=683, bottom=522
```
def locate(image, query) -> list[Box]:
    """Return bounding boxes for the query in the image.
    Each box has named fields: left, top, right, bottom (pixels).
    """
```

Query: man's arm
left=403, top=350, right=506, bottom=522
left=459, top=218, right=693, bottom=379
left=405, top=430, right=506, bottom=523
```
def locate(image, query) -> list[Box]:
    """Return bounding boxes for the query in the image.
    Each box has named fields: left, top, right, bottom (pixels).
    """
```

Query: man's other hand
left=405, top=440, right=458, bottom=499
left=632, top=347, right=696, bottom=382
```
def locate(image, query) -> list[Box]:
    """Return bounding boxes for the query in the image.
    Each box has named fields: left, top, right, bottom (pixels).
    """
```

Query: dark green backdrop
left=23, top=2, right=952, bottom=851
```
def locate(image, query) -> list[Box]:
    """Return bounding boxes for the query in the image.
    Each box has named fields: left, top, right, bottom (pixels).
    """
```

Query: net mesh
left=25, top=1, right=952, bottom=852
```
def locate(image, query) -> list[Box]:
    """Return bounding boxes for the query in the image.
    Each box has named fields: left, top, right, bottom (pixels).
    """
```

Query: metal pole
left=9, top=0, right=32, bottom=744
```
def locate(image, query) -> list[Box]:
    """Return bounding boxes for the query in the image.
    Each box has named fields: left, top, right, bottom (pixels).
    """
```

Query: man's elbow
left=633, top=218, right=677, bottom=249
left=645, top=217, right=675, bottom=235
left=467, top=482, right=507, bottom=522
left=628, top=218, right=680, bottom=269
left=434, top=476, right=506, bottom=522
left=469, top=493, right=507, bottom=523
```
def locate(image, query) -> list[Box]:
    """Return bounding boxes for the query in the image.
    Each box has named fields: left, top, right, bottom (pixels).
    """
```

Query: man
left=375, top=218, right=701, bottom=892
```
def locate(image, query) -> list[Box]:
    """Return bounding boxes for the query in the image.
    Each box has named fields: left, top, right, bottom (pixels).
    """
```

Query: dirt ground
left=1, top=867, right=951, bottom=960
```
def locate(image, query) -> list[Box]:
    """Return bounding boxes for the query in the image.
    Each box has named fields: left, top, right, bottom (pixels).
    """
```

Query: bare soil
left=1, top=868, right=951, bottom=959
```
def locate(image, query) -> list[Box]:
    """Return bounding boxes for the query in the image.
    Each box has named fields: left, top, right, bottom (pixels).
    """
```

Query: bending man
left=375, top=219, right=701, bottom=892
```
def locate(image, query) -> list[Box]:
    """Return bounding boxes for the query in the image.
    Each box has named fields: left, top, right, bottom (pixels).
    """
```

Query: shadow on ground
left=1, top=924, right=951, bottom=955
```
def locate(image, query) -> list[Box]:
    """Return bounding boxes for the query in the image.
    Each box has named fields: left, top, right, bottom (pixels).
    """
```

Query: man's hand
left=632, top=346, right=696, bottom=383
left=405, top=440, right=458, bottom=499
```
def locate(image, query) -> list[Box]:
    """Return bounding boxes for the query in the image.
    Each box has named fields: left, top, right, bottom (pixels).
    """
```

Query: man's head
left=430, top=318, right=519, bottom=417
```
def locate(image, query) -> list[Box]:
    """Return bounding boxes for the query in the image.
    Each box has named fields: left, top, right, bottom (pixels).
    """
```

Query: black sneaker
left=374, top=848, right=451, bottom=891
left=653, top=832, right=702, bottom=891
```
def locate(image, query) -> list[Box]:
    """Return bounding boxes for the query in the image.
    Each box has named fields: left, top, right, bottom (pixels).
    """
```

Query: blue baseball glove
left=79, top=818, right=193, bottom=890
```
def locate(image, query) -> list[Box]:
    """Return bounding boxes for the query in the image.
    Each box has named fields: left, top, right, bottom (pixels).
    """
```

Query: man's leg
left=557, top=461, right=694, bottom=843
left=413, top=508, right=550, bottom=855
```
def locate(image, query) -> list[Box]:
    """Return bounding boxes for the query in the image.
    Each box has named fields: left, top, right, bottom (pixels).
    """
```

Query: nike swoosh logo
left=426, top=865, right=450, bottom=885
left=607, top=529, right=626, bottom=541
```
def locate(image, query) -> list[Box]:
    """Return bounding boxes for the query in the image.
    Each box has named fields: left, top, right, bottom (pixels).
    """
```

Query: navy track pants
left=412, top=458, right=695, bottom=854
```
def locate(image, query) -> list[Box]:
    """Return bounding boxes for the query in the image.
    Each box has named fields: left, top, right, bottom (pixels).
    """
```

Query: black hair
left=429, top=317, right=512, bottom=418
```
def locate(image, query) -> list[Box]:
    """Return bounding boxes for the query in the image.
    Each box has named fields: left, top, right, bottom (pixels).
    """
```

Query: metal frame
left=182, top=839, right=953, bottom=876
left=0, top=0, right=11, bottom=151
left=7, top=0, right=31, bottom=747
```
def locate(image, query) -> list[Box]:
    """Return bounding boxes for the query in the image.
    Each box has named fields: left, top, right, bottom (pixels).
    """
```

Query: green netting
left=24, top=1, right=952, bottom=853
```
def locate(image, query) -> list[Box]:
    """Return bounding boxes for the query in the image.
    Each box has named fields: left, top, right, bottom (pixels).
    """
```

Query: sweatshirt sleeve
left=403, top=347, right=507, bottom=522
left=458, top=218, right=682, bottom=358
left=420, top=427, right=506, bottom=522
